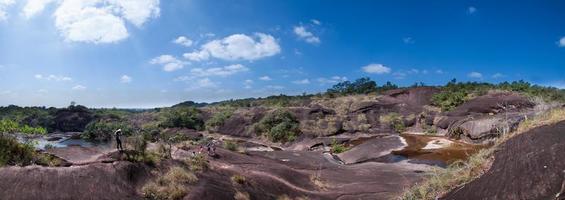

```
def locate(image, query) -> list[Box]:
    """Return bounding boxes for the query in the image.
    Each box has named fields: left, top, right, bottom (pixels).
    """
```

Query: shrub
left=35, top=153, right=64, bottom=167
left=423, top=125, right=437, bottom=135
left=231, top=174, right=246, bottom=185
left=0, top=135, right=36, bottom=166
left=159, top=107, right=204, bottom=130
left=254, top=109, right=301, bottom=143
left=162, top=167, right=199, bottom=184
left=185, top=154, right=208, bottom=172
left=142, top=167, right=197, bottom=200
left=330, top=139, right=349, bottom=154
left=379, top=113, right=405, bottom=133
left=83, top=119, right=133, bottom=141
left=205, top=107, right=235, bottom=132
left=224, top=140, right=238, bottom=151
left=0, top=119, right=47, bottom=135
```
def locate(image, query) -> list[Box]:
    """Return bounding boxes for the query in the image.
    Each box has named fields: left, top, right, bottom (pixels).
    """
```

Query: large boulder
left=447, top=92, right=534, bottom=117
left=336, top=135, right=405, bottom=164
left=443, top=120, right=565, bottom=200
left=217, top=107, right=267, bottom=137
left=447, top=112, right=530, bottom=142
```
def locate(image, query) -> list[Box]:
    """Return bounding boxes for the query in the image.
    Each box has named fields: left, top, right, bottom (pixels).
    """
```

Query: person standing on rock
left=114, top=129, right=123, bottom=151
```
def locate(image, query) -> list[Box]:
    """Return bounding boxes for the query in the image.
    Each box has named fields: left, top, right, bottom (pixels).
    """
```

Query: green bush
left=380, top=113, right=405, bottom=133
left=0, top=119, right=46, bottom=135
left=254, top=109, right=301, bottom=143
left=223, top=140, right=238, bottom=151
left=0, top=135, right=36, bottom=166
left=330, top=139, right=349, bottom=154
left=83, top=119, right=133, bottom=141
left=160, top=107, right=204, bottom=130
left=205, top=107, right=235, bottom=132
left=432, top=79, right=565, bottom=111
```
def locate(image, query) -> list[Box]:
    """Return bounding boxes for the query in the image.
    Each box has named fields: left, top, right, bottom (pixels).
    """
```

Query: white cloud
left=435, top=70, right=444, bottom=74
left=185, top=78, right=218, bottom=91
left=150, top=55, right=186, bottom=72
left=35, top=74, right=72, bottom=81
left=317, top=76, right=347, bottom=84
left=109, top=0, right=160, bottom=27
left=468, top=6, right=477, bottom=14
left=492, top=73, right=505, bottom=79
left=190, top=64, right=249, bottom=77
left=292, top=79, right=310, bottom=84
left=38, top=89, right=48, bottom=93
left=120, top=75, right=132, bottom=83
left=468, top=72, right=483, bottom=78
left=24, top=0, right=160, bottom=43
left=403, top=37, right=414, bottom=44
left=311, top=19, right=321, bottom=25
left=243, top=79, right=253, bottom=89
left=0, top=0, right=15, bottom=21
left=184, top=33, right=281, bottom=62
left=72, top=84, right=86, bottom=90
left=362, top=63, right=391, bottom=74
left=183, top=50, right=209, bottom=61
left=173, top=36, right=193, bottom=47
left=266, top=85, right=284, bottom=90
left=558, top=36, right=565, bottom=47
left=259, top=76, right=272, bottom=81
left=293, top=26, right=320, bottom=44
left=22, top=0, right=56, bottom=18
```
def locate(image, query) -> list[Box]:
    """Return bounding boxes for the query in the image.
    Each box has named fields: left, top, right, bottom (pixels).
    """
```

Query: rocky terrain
left=0, top=85, right=563, bottom=200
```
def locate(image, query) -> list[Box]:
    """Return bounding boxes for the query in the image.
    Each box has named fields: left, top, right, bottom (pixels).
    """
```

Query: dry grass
left=310, top=174, right=329, bottom=190
left=185, top=154, right=208, bottom=172
left=276, top=195, right=311, bottom=200
left=142, top=166, right=198, bottom=200
left=231, top=174, right=247, bottom=185
left=400, top=148, right=494, bottom=200
left=234, top=190, right=250, bottom=200
left=400, top=107, right=565, bottom=200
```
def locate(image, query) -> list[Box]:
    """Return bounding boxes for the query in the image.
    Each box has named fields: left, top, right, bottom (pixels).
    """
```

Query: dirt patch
left=443, top=120, right=565, bottom=200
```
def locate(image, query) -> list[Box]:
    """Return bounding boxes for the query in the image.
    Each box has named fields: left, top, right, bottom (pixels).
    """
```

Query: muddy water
left=393, top=134, right=488, bottom=167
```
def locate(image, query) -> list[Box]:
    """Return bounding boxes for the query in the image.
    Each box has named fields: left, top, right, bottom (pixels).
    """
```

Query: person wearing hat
left=114, top=129, right=123, bottom=151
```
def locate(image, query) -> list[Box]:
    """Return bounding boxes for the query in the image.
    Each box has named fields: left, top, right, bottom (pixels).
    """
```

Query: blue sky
left=0, top=0, right=564, bottom=108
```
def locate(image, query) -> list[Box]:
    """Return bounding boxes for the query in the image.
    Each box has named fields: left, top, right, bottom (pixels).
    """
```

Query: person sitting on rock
left=114, top=129, right=123, bottom=151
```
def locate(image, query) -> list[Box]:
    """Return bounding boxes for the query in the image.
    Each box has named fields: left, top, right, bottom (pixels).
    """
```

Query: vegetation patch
left=83, top=118, right=133, bottom=141
left=330, top=139, right=349, bottom=154
left=432, top=79, right=565, bottom=111
left=159, top=107, right=204, bottom=130
left=379, top=113, right=405, bottom=133
left=205, top=107, right=235, bottom=132
left=254, top=109, right=301, bottom=143
left=0, top=135, right=35, bottom=166
left=223, top=140, right=239, bottom=151
left=0, top=119, right=47, bottom=135
left=231, top=174, right=247, bottom=185
left=142, top=167, right=198, bottom=200
left=185, top=154, right=208, bottom=172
